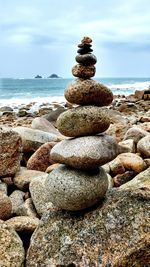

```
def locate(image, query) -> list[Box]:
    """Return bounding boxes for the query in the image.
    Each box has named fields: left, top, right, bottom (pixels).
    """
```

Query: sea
left=0, top=77, right=150, bottom=110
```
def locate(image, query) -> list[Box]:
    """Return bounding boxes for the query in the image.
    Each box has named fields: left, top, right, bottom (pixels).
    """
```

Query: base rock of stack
left=56, top=106, right=110, bottom=137
left=44, top=164, right=108, bottom=210
left=72, top=64, right=95, bottom=78
left=65, top=78, right=113, bottom=106
left=51, top=134, right=119, bottom=169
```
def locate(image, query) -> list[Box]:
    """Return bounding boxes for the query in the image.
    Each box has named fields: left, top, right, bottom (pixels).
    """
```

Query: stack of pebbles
left=45, top=37, right=119, bottom=211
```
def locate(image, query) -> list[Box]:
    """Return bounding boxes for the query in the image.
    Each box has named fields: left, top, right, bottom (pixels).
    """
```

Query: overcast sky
left=0, top=0, right=150, bottom=78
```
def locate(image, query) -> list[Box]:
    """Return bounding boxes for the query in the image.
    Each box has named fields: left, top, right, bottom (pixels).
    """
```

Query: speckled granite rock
left=14, top=167, right=47, bottom=191
left=56, top=106, right=110, bottom=137
left=13, top=126, right=60, bottom=152
left=27, top=142, right=56, bottom=171
left=72, top=64, right=96, bottom=78
left=6, top=216, right=39, bottom=233
left=29, top=174, right=60, bottom=217
left=120, top=167, right=150, bottom=190
left=51, top=135, right=119, bottom=169
left=0, top=220, right=25, bottom=266
left=0, top=192, right=12, bottom=220
left=45, top=165, right=108, bottom=210
left=0, top=126, right=22, bottom=177
left=26, top=189, right=150, bottom=266
left=64, top=79, right=113, bottom=106
left=137, top=135, right=150, bottom=158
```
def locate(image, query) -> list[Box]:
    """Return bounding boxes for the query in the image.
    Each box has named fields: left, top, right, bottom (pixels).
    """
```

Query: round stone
left=64, top=79, right=113, bottom=106
left=81, top=36, right=92, bottom=44
left=78, top=43, right=92, bottom=48
left=72, top=64, right=96, bottom=78
left=51, top=134, right=119, bottom=170
left=77, top=47, right=93, bottom=54
left=75, top=53, right=97, bottom=65
left=56, top=106, right=110, bottom=137
left=45, top=164, right=108, bottom=211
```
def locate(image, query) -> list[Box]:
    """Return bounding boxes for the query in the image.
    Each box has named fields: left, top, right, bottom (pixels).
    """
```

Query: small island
left=34, top=75, right=42, bottom=79
left=47, top=74, right=60, bottom=78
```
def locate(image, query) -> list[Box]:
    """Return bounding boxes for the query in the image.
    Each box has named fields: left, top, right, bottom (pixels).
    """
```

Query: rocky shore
left=0, top=40, right=150, bottom=266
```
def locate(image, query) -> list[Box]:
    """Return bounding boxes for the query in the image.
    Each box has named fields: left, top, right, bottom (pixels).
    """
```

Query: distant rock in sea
left=34, top=75, right=42, bottom=79
left=48, top=74, right=60, bottom=78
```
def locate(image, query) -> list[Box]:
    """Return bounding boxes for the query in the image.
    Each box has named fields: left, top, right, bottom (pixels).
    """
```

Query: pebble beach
left=0, top=37, right=150, bottom=266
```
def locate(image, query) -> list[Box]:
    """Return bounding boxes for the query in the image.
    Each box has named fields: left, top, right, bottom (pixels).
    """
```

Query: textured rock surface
left=0, top=126, right=22, bottom=177
left=0, top=220, right=25, bottom=266
left=120, top=167, right=150, bottom=190
left=6, top=216, right=39, bottom=233
left=64, top=79, right=113, bottom=106
left=118, top=153, right=145, bottom=173
left=51, top=134, right=119, bottom=169
left=31, top=117, right=62, bottom=135
left=137, top=135, right=150, bottom=158
left=124, top=126, right=150, bottom=144
left=27, top=142, right=56, bottom=171
left=45, top=165, right=108, bottom=210
left=9, top=190, right=25, bottom=215
left=13, top=126, right=60, bottom=152
left=26, top=189, right=150, bottom=267
left=56, top=106, right=110, bottom=137
left=72, top=64, right=96, bottom=78
left=16, top=198, right=38, bottom=218
left=75, top=53, right=97, bottom=65
left=14, top=167, right=47, bottom=190
left=29, top=174, right=59, bottom=216
left=118, top=139, right=136, bottom=153
left=0, top=192, right=12, bottom=220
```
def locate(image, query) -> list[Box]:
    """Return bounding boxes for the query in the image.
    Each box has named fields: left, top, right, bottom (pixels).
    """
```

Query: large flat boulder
left=26, top=188, right=150, bottom=266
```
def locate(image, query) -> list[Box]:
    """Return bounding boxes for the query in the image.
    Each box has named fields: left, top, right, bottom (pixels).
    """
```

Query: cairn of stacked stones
left=45, top=37, right=119, bottom=211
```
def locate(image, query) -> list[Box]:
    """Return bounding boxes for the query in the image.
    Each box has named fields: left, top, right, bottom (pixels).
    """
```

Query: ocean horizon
left=0, top=77, right=150, bottom=109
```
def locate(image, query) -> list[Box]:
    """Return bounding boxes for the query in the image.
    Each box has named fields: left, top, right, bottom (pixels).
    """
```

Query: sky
left=0, top=0, right=150, bottom=78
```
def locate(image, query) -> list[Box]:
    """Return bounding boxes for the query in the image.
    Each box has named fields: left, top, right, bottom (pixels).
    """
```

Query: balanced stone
left=72, top=64, right=96, bottom=78
left=56, top=106, right=110, bottom=137
left=77, top=47, right=93, bottom=54
left=51, top=134, right=119, bottom=169
left=76, top=54, right=97, bottom=65
left=78, top=43, right=92, bottom=48
left=65, top=78, right=113, bottom=106
left=44, top=164, right=108, bottom=210
left=80, top=36, right=92, bottom=44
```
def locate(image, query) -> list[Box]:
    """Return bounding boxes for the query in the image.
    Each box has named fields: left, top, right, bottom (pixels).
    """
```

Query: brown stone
left=118, top=153, right=145, bottom=173
left=137, top=135, right=150, bottom=158
left=56, top=106, right=110, bottom=137
left=75, top=53, right=97, bottom=65
left=113, top=171, right=136, bottom=187
left=72, top=64, right=95, bottom=78
left=0, top=126, right=22, bottom=177
left=0, top=192, right=12, bottom=220
left=64, top=79, right=113, bottom=106
left=27, top=142, right=56, bottom=171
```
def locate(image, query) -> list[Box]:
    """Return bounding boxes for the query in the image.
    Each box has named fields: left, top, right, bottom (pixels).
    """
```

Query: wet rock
left=51, top=134, right=119, bottom=170
left=57, top=106, right=110, bottom=137
left=26, top=189, right=150, bottom=267
left=45, top=165, right=108, bottom=210
left=27, top=142, right=56, bottom=172
left=0, top=126, right=22, bottom=177
left=0, top=220, right=25, bottom=266
left=65, top=79, right=113, bottom=106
